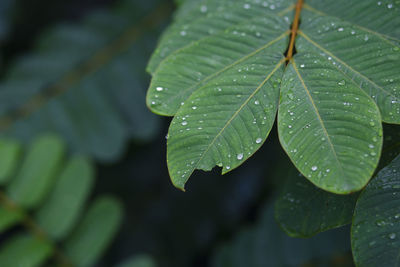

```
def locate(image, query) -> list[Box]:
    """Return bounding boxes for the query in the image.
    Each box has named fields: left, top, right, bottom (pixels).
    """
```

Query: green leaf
left=298, top=4, right=400, bottom=123
left=0, top=234, right=53, bottom=267
left=278, top=53, right=383, bottom=194
left=275, top=166, right=358, bottom=238
left=0, top=139, right=21, bottom=185
left=212, top=205, right=351, bottom=267
left=152, top=10, right=289, bottom=189
left=0, top=206, right=23, bottom=233
left=0, top=0, right=164, bottom=162
left=148, top=0, right=399, bottom=193
left=7, top=135, right=65, bottom=208
left=351, top=154, right=400, bottom=267
left=117, top=255, right=157, bottom=267
left=35, top=156, right=94, bottom=240
left=65, top=196, right=123, bottom=267
left=147, top=1, right=294, bottom=74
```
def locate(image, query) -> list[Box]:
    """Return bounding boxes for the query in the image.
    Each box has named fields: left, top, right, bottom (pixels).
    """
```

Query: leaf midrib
left=157, top=31, right=289, bottom=115
left=291, top=60, right=346, bottom=181
left=185, top=60, right=285, bottom=185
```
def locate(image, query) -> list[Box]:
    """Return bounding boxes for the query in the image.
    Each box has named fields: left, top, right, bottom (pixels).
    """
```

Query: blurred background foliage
left=3, top=0, right=397, bottom=266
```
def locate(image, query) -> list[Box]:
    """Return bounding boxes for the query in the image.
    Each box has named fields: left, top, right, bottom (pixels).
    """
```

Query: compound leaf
left=147, top=0, right=399, bottom=193
left=0, top=0, right=164, bottom=162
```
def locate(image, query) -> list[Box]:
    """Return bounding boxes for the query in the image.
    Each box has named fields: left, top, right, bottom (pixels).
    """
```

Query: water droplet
left=237, top=153, right=244, bottom=160
left=376, top=220, right=386, bottom=226
left=326, top=169, right=330, bottom=173
left=181, top=121, right=188, bottom=126
left=300, top=64, right=305, bottom=68
left=156, top=87, right=163, bottom=91
left=338, top=80, right=346, bottom=86
left=338, top=27, right=344, bottom=32
left=369, top=144, right=375, bottom=149
left=192, top=106, right=197, bottom=110
left=226, top=166, right=231, bottom=170
left=256, top=138, right=262, bottom=144
left=311, top=166, right=318, bottom=171
left=389, top=233, right=396, bottom=239
left=254, top=100, right=260, bottom=105
left=243, top=3, right=251, bottom=9
left=200, top=5, right=207, bottom=12
left=180, top=31, right=187, bottom=36
left=388, top=3, right=393, bottom=8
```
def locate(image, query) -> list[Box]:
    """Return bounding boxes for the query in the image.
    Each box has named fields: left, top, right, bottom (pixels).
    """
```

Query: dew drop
left=156, top=87, right=163, bottom=91
left=311, top=166, right=318, bottom=171
left=338, top=80, right=346, bottom=86
left=181, top=121, right=188, bottom=126
left=389, top=233, right=396, bottom=239
left=254, top=100, right=260, bottom=105
left=256, top=138, right=262, bottom=144
left=237, top=153, right=244, bottom=160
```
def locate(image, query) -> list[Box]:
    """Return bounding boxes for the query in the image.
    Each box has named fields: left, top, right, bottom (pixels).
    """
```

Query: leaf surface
left=0, top=234, right=53, bottom=267
left=0, top=139, right=21, bottom=184
left=147, top=0, right=399, bottom=192
left=352, top=154, right=400, bottom=267
left=278, top=53, right=382, bottom=193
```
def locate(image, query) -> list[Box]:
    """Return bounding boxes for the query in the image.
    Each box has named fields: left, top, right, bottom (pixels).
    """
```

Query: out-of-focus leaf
left=6, top=135, right=64, bottom=208
left=0, top=139, right=21, bottom=184
left=0, top=206, right=23, bottom=233
left=65, top=196, right=123, bottom=267
left=275, top=167, right=358, bottom=237
left=212, top=204, right=351, bottom=267
left=36, top=156, right=94, bottom=240
left=0, top=234, right=53, bottom=267
left=0, top=0, right=168, bottom=162
left=352, top=154, right=400, bottom=267
left=117, top=254, right=157, bottom=267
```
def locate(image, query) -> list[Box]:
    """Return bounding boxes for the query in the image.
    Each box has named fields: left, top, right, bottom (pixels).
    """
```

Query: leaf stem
left=286, top=0, right=303, bottom=61
left=0, top=191, right=73, bottom=267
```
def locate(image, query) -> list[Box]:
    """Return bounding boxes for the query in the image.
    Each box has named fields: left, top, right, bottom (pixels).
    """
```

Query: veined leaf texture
left=146, top=0, right=400, bottom=194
